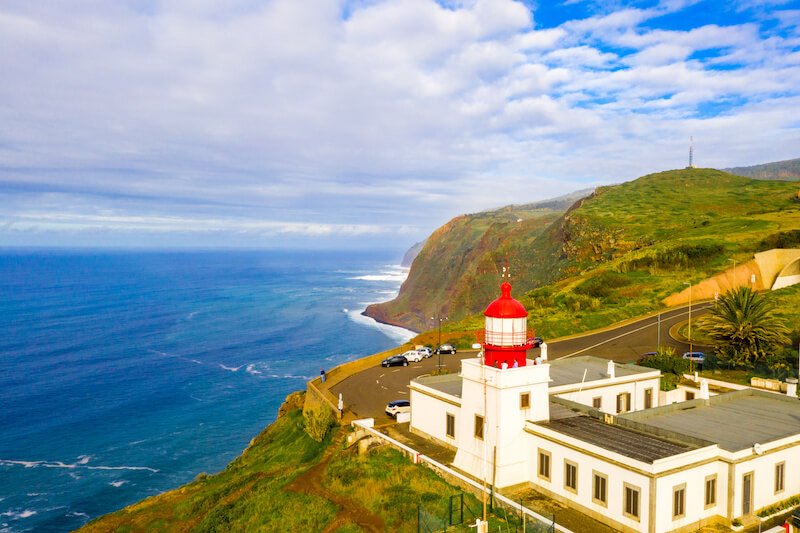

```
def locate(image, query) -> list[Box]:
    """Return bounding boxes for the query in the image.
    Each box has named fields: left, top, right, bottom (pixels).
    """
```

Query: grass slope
left=80, top=394, right=522, bottom=532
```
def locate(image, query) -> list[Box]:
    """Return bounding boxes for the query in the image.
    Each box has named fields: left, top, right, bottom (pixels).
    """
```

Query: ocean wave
left=109, top=480, right=128, bottom=488
left=219, top=364, right=243, bottom=372
left=346, top=308, right=415, bottom=343
left=0, top=510, right=36, bottom=520
left=244, top=364, right=262, bottom=376
left=0, top=458, right=158, bottom=473
left=349, top=274, right=407, bottom=282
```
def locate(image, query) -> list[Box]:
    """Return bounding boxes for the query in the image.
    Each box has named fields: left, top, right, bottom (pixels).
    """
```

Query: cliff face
left=365, top=194, right=583, bottom=331
left=366, top=167, right=800, bottom=333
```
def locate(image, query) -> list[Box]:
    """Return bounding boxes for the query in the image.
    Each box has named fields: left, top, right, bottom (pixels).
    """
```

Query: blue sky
left=1, top=0, right=799, bottom=250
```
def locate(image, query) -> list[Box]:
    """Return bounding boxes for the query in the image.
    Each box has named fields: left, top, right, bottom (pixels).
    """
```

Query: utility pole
left=432, top=314, right=447, bottom=369
left=684, top=282, right=693, bottom=372
left=657, top=312, right=661, bottom=349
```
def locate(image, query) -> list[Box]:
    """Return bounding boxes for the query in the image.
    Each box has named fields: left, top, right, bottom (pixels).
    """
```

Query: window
left=704, top=475, right=717, bottom=508
left=538, top=450, right=551, bottom=481
left=673, top=484, right=686, bottom=519
left=686, top=391, right=695, bottom=401
left=644, top=388, right=653, bottom=409
left=624, top=484, right=640, bottom=520
left=474, top=415, right=484, bottom=440
left=616, top=392, right=631, bottom=413
left=520, top=392, right=530, bottom=409
left=592, top=471, right=607, bottom=506
left=564, top=461, right=578, bottom=493
left=775, top=462, right=785, bottom=494
left=445, top=413, right=455, bottom=439
left=592, top=396, right=602, bottom=409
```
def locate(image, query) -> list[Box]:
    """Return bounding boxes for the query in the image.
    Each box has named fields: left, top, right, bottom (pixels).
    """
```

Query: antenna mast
left=688, top=136, right=695, bottom=168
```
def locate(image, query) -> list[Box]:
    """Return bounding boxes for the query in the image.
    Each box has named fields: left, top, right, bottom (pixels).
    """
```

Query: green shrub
left=573, top=271, right=631, bottom=299
left=303, top=406, right=335, bottom=442
left=621, top=243, right=724, bottom=271
left=758, top=229, right=800, bottom=250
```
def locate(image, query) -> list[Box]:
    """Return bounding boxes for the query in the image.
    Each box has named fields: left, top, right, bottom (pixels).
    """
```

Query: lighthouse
left=483, top=281, right=532, bottom=368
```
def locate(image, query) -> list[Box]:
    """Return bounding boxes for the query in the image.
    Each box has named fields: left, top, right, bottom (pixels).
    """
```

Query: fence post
left=417, top=504, right=421, bottom=533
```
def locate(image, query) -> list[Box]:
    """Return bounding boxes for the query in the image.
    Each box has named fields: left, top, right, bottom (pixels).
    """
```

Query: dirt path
left=286, top=435, right=385, bottom=533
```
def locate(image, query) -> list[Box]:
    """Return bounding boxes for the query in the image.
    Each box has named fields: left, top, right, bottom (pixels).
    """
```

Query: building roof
left=412, top=373, right=463, bottom=399
left=538, top=412, right=698, bottom=463
left=548, top=356, right=657, bottom=388
left=620, top=389, right=800, bottom=452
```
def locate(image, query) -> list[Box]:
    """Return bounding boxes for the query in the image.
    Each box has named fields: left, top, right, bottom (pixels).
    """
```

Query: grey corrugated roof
left=539, top=414, right=698, bottom=463
left=549, top=356, right=657, bottom=388
left=413, top=373, right=463, bottom=398
left=620, top=390, right=800, bottom=452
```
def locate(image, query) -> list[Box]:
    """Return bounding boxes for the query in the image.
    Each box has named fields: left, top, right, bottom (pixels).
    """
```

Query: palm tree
left=700, top=286, right=790, bottom=367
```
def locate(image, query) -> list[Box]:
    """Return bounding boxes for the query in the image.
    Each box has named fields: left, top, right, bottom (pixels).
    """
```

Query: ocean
left=0, top=249, right=413, bottom=532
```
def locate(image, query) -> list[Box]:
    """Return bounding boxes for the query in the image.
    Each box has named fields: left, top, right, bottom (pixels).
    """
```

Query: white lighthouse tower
left=452, top=280, right=551, bottom=488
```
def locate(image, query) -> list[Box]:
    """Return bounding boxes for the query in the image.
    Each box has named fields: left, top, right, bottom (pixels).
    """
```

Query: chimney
left=607, top=360, right=615, bottom=379
left=699, top=379, right=709, bottom=400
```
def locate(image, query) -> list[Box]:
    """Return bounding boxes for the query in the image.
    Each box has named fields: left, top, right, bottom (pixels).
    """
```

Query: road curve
left=331, top=302, right=713, bottom=421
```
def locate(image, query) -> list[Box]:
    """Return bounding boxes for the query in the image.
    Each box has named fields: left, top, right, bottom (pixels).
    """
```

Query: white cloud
left=0, top=0, right=798, bottom=248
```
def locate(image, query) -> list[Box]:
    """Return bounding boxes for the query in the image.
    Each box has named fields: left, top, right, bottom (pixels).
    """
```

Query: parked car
left=434, top=344, right=457, bottom=355
left=381, top=355, right=409, bottom=367
left=417, top=347, right=433, bottom=358
left=402, top=349, right=424, bottom=363
left=527, top=336, right=544, bottom=348
left=385, top=399, right=411, bottom=418
left=682, top=351, right=706, bottom=363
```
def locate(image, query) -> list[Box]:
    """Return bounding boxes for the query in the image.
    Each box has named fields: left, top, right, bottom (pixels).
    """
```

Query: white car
left=402, top=349, right=424, bottom=363
left=385, top=399, right=411, bottom=417
left=417, top=347, right=432, bottom=358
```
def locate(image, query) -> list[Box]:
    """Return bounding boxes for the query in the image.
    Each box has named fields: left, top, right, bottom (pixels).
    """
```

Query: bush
left=758, top=229, right=800, bottom=251
left=621, top=243, right=724, bottom=271
left=303, top=406, right=335, bottom=442
left=573, top=271, right=631, bottom=299
left=639, top=349, right=690, bottom=375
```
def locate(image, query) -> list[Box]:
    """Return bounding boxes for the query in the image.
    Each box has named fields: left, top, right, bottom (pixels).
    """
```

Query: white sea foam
left=346, top=308, right=415, bottom=343
left=109, top=480, right=128, bottom=488
left=0, top=510, right=36, bottom=519
left=187, top=311, right=198, bottom=320
left=0, top=459, right=158, bottom=473
left=69, top=511, right=90, bottom=519
left=245, top=364, right=262, bottom=375
left=219, top=364, right=242, bottom=372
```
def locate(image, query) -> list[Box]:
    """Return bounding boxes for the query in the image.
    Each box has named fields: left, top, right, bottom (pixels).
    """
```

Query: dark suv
left=381, top=355, right=408, bottom=367
left=434, top=344, right=457, bottom=355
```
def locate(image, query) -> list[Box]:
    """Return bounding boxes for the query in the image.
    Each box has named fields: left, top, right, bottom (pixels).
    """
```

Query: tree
left=700, top=287, right=790, bottom=368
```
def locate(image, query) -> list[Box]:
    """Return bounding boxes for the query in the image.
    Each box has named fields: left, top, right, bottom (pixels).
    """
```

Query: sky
left=1, top=0, right=799, bottom=250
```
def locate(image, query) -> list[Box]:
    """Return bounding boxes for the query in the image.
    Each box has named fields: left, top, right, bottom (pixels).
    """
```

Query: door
left=743, top=473, right=753, bottom=515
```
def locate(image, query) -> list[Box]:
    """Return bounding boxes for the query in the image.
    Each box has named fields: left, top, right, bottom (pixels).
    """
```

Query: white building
left=409, top=282, right=800, bottom=532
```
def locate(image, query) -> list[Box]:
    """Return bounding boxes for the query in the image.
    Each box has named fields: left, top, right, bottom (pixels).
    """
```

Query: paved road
left=331, top=303, right=713, bottom=421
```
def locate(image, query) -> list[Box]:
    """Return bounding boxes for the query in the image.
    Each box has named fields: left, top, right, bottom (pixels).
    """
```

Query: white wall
left=729, top=440, right=800, bottom=519
left=525, top=430, right=652, bottom=531
left=555, top=377, right=660, bottom=414
left=409, top=388, right=459, bottom=448
left=654, top=461, right=727, bottom=532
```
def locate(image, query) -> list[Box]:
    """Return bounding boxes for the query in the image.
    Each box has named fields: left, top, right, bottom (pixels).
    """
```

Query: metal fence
left=417, top=492, right=557, bottom=533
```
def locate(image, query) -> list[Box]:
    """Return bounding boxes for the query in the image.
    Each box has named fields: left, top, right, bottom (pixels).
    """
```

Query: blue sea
left=0, top=249, right=412, bottom=532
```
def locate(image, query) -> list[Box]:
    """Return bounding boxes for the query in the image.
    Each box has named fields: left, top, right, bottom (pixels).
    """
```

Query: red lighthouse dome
left=483, top=281, right=531, bottom=368
left=484, top=282, right=527, bottom=319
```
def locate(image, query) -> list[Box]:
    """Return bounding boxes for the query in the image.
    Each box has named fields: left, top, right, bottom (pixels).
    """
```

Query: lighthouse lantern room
left=483, top=280, right=532, bottom=368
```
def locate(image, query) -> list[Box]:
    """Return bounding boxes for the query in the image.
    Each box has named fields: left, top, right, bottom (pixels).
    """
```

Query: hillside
left=365, top=191, right=588, bottom=331
left=726, top=157, right=800, bottom=181
left=79, top=393, right=516, bottom=532
left=370, top=168, right=800, bottom=337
